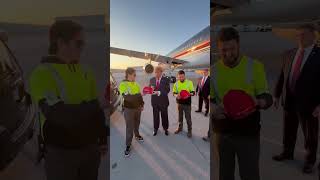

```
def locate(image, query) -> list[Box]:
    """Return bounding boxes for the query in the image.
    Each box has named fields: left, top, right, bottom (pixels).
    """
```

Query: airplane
left=110, top=26, right=210, bottom=79
left=211, top=0, right=320, bottom=27
left=211, top=0, right=320, bottom=46
left=210, top=0, right=320, bottom=79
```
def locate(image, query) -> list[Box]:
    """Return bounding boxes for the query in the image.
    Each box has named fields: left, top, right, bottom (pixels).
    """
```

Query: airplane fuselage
left=167, top=26, right=210, bottom=69
left=212, top=0, right=320, bottom=26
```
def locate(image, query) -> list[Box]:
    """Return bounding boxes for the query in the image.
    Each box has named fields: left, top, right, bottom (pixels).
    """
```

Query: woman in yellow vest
left=119, top=67, right=144, bottom=157
left=29, top=20, right=108, bottom=180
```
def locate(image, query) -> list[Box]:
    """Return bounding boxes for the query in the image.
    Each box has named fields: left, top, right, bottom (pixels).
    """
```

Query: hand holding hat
left=143, top=86, right=153, bottom=95
left=179, top=90, right=191, bottom=99
left=223, top=90, right=257, bottom=120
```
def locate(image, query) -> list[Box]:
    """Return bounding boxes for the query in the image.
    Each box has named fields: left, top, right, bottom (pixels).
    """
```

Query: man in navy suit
left=195, top=69, right=210, bottom=117
left=149, top=66, right=170, bottom=136
left=273, top=24, right=320, bottom=174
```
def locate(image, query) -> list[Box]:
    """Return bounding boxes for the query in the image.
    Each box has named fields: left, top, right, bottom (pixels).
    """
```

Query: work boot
left=187, top=131, right=192, bottom=138
left=124, top=146, right=131, bottom=157
left=174, top=128, right=182, bottom=134
left=135, top=135, right=144, bottom=142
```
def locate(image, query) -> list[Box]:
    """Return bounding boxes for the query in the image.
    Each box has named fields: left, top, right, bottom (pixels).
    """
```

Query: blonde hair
left=154, top=66, right=163, bottom=73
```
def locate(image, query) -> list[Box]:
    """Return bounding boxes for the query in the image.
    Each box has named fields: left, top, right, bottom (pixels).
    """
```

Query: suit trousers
left=152, top=104, right=169, bottom=130
left=198, top=95, right=209, bottom=113
left=282, top=108, right=319, bottom=164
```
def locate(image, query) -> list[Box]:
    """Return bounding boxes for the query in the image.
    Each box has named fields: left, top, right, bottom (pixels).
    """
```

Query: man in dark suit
left=272, top=24, right=320, bottom=174
left=149, top=66, right=170, bottom=136
left=195, top=69, right=210, bottom=117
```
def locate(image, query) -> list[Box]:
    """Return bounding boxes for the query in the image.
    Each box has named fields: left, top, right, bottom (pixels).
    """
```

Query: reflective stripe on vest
left=42, top=63, right=68, bottom=104
left=41, top=63, right=91, bottom=105
left=211, top=57, right=254, bottom=104
left=124, top=82, right=132, bottom=94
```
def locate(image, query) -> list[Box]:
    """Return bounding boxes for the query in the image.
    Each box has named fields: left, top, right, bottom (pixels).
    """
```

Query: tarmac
left=110, top=72, right=210, bottom=180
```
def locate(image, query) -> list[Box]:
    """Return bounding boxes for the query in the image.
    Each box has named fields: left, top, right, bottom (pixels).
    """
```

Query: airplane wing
left=110, top=47, right=187, bottom=65
left=211, top=0, right=320, bottom=26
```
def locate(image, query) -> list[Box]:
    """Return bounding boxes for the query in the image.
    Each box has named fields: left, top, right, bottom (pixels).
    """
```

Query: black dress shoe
left=204, top=112, right=208, bottom=116
left=165, top=130, right=169, bottom=136
left=303, top=163, right=314, bottom=174
left=202, top=136, right=209, bottom=142
left=195, top=110, right=201, bottom=113
left=272, top=153, right=294, bottom=161
left=153, top=130, right=158, bottom=136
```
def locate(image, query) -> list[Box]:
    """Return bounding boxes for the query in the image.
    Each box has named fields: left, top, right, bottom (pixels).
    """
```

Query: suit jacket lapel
left=301, top=46, right=317, bottom=74
left=285, top=48, right=298, bottom=84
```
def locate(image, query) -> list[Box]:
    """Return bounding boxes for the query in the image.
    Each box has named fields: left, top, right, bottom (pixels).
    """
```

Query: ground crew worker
left=29, top=20, right=108, bottom=180
left=119, top=67, right=144, bottom=157
left=211, top=27, right=273, bottom=180
left=173, top=70, right=195, bottom=138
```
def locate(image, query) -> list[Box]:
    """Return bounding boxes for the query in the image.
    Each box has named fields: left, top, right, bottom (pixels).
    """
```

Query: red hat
left=223, top=90, right=256, bottom=120
left=143, top=86, right=154, bottom=95
left=180, top=90, right=191, bottom=99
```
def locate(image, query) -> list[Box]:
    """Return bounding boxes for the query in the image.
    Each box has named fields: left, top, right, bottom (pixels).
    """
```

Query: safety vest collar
left=212, top=56, right=254, bottom=103
left=40, top=63, right=91, bottom=105
left=175, top=79, right=192, bottom=93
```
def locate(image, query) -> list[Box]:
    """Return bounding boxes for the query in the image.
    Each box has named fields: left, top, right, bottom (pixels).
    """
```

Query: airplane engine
left=144, top=63, right=154, bottom=74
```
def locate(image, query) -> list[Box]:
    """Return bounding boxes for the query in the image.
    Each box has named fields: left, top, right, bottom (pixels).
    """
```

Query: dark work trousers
left=198, top=95, right=209, bottom=113
left=45, top=144, right=101, bottom=180
left=152, top=104, right=169, bottom=130
left=282, top=108, right=319, bottom=164
left=124, top=108, right=141, bottom=146
left=213, top=133, right=260, bottom=180
left=177, top=104, right=192, bottom=131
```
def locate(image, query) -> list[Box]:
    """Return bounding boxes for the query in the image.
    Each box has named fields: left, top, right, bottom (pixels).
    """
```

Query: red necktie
left=156, top=79, right=160, bottom=89
left=201, top=77, right=205, bottom=88
left=290, top=49, right=305, bottom=91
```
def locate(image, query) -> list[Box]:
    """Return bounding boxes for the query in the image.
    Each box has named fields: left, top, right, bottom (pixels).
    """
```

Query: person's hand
left=177, top=94, right=181, bottom=99
left=153, top=91, right=160, bottom=96
left=312, top=105, right=320, bottom=119
left=274, top=97, right=280, bottom=109
left=255, top=98, right=267, bottom=109
left=99, top=144, right=108, bottom=156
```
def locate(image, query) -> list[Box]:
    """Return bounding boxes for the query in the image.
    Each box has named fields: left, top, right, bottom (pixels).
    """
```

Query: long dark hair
left=48, top=20, right=83, bottom=54
left=125, top=67, right=135, bottom=80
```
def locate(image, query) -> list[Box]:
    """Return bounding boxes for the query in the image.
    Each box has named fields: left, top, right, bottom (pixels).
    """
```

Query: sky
left=110, top=0, right=209, bottom=69
left=0, top=0, right=105, bottom=25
